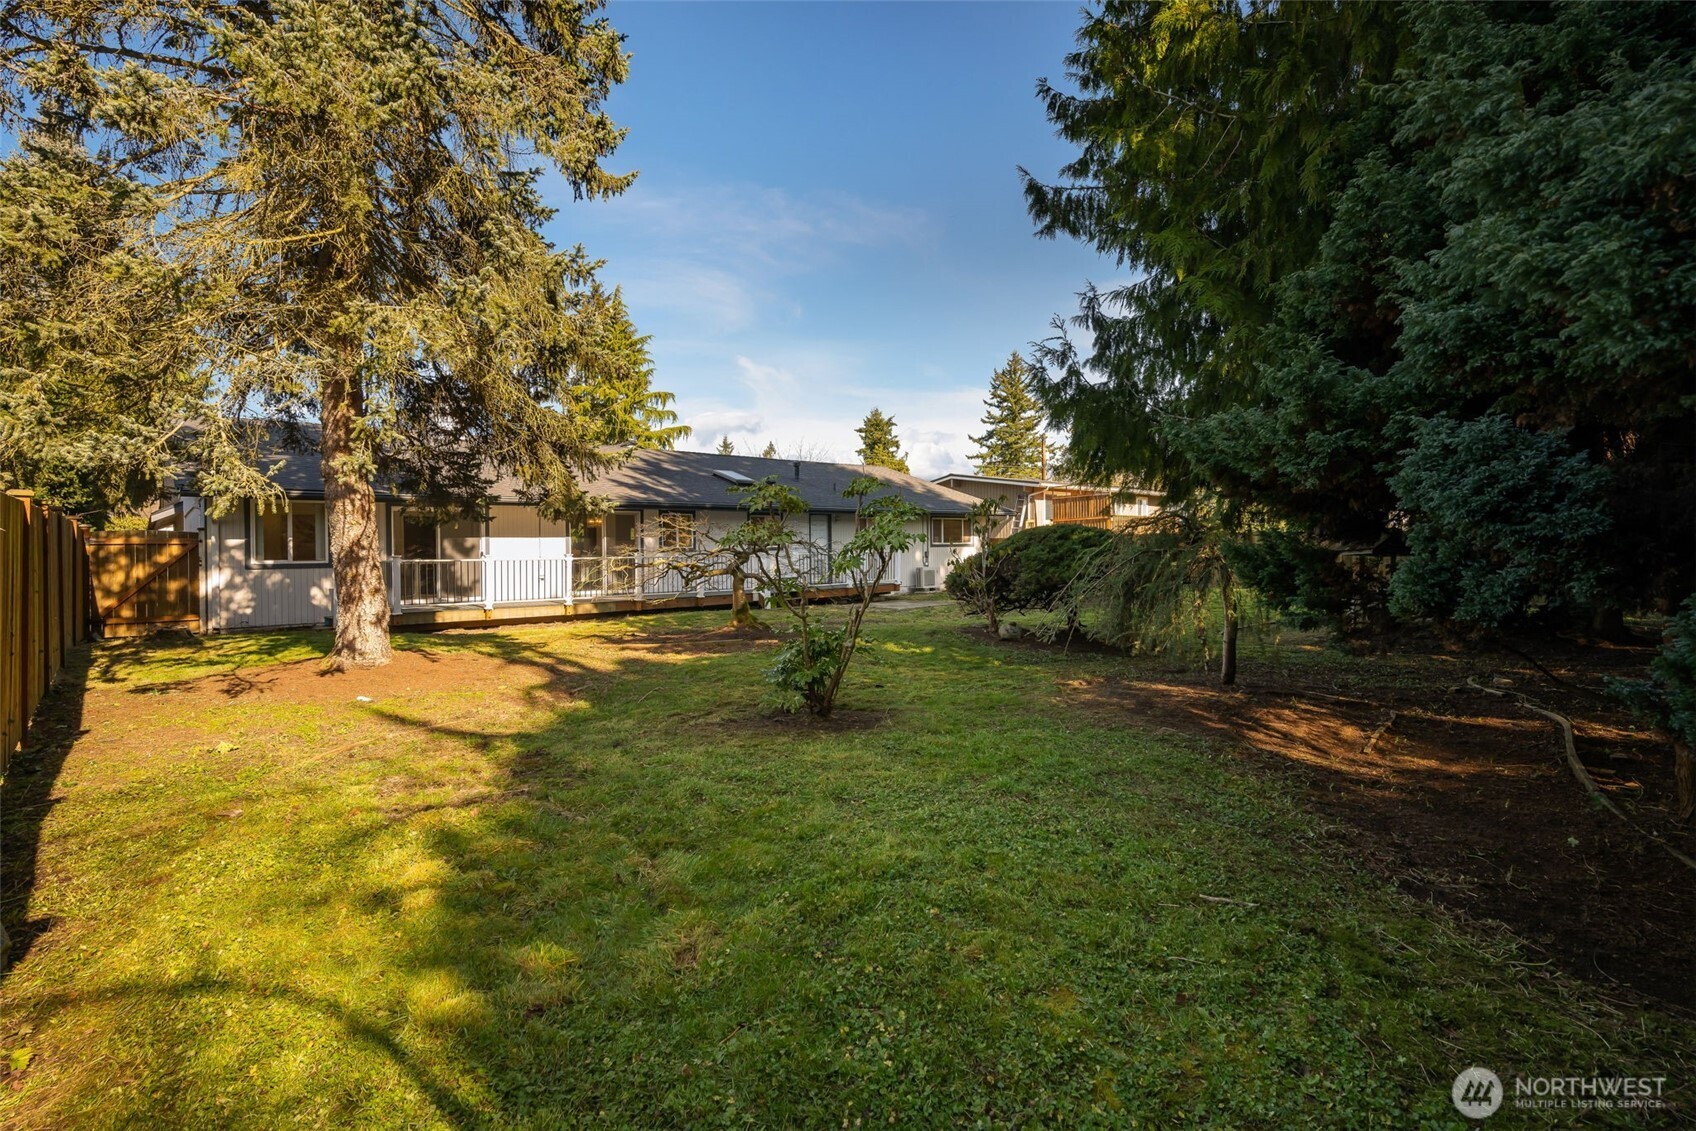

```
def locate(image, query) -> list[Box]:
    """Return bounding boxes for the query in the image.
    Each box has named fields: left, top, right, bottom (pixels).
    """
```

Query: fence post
left=24, top=494, right=45, bottom=709
left=563, top=551, right=573, bottom=606
left=482, top=558, right=494, bottom=611
left=44, top=506, right=63, bottom=678
left=2, top=493, right=21, bottom=767
left=389, top=557, right=402, bottom=614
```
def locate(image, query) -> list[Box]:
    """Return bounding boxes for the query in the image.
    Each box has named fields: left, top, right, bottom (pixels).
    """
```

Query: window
left=255, top=500, right=326, bottom=563
left=808, top=513, right=832, bottom=554
left=658, top=510, right=697, bottom=551
left=931, top=517, right=970, bottom=545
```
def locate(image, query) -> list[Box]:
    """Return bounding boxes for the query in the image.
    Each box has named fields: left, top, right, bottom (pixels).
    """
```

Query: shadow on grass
left=1, top=645, right=91, bottom=974
left=9, top=611, right=1691, bottom=1125
left=18, top=975, right=482, bottom=1127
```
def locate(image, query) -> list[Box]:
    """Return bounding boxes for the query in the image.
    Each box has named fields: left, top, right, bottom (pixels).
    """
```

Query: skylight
left=713, top=470, right=754, bottom=486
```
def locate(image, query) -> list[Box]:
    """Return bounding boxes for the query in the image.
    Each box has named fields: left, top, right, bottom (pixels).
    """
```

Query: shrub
left=946, top=523, right=1114, bottom=613
left=1609, top=596, right=1696, bottom=819
left=764, top=625, right=848, bottom=714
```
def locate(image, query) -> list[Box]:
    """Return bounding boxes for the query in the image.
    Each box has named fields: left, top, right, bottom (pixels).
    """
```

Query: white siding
left=204, top=503, right=336, bottom=630
left=191, top=498, right=976, bottom=627
left=487, top=504, right=567, bottom=559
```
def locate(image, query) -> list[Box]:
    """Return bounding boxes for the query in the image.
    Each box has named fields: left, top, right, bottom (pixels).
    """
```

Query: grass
left=0, top=604, right=1689, bottom=1128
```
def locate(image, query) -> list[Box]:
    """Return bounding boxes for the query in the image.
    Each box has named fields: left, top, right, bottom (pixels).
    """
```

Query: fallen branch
left=1468, top=677, right=1621, bottom=818
left=1362, top=711, right=1399, bottom=759
left=1196, top=894, right=1258, bottom=907
left=1468, top=677, right=1696, bottom=874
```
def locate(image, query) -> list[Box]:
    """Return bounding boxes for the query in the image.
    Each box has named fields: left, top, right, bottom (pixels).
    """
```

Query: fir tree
left=760, top=441, right=779, bottom=458
left=854, top=408, right=909, bottom=473
left=716, top=436, right=737, bottom=456
left=0, top=136, right=210, bottom=518
left=968, top=353, right=1046, bottom=478
left=1, top=0, right=673, bottom=667
left=1027, top=0, right=1695, bottom=629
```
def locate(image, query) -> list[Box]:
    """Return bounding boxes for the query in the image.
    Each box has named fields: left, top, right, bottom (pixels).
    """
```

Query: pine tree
left=2, top=0, right=673, bottom=667
left=760, top=441, right=779, bottom=458
left=968, top=353, right=1046, bottom=478
left=716, top=436, right=737, bottom=456
left=854, top=408, right=909, bottom=473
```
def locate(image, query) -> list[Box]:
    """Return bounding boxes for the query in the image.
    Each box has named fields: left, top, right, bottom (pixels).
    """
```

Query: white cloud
left=583, top=181, right=929, bottom=338
left=676, top=353, right=986, bottom=478
left=605, top=183, right=928, bottom=269
left=616, top=261, right=769, bottom=334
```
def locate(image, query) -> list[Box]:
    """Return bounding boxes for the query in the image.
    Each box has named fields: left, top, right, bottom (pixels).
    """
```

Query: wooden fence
left=2, top=491, right=92, bottom=774
left=86, top=532, right=201, bottom=637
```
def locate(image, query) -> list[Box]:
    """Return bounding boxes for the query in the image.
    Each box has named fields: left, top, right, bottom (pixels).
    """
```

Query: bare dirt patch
left=1057, top=654, right=1696, bottom=1013
left=609, top=622, right=782, bottom=658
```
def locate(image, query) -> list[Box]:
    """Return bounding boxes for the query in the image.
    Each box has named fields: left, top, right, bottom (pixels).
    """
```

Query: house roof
left=933, top=472, right=1051, bottom=490
left=223, top=444, right=987, bottom=516
left=935, top=471, right=1166, bottom=500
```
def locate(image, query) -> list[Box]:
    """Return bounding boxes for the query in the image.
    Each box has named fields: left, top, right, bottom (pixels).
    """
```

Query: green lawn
left=0, top=605, right=1687, bottom=1128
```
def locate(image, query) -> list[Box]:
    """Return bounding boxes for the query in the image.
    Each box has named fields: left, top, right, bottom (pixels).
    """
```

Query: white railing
left=386, top=551, right=901, bottom=609
left=394, top=559, right=484, bottom=607
left=485, top=557, right=572, bottom=604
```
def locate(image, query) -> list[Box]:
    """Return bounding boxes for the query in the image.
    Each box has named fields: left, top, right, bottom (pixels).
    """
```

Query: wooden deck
left=391, top=581, right=902, bottom=630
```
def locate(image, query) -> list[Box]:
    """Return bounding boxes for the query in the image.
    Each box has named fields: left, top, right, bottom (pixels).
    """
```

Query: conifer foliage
left=968, top=352, right=1046, bottom=478
left=0, top=0, right=677, bottom=667
left=854, top=408, right=909, bottom=474
left=1027, top=0, right=1695, bottom=631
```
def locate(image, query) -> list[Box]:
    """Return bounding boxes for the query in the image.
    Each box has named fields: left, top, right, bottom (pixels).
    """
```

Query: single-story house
left=150, top=447, right=994, bottom=632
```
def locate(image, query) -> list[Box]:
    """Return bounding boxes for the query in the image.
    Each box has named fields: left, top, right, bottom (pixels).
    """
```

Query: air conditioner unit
left=911, top=567, right=937, bottom=591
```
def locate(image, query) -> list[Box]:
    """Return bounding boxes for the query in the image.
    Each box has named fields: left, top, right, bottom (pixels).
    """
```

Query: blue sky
left=547, top=0, right=1118, bottom=477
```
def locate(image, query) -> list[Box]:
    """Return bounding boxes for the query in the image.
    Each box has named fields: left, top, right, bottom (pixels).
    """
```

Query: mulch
left=1052, top=643, right=1696, bottom=1014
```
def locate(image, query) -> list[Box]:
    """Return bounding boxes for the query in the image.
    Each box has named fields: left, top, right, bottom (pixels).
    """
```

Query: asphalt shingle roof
left=247, top=445, right=985, bottom=515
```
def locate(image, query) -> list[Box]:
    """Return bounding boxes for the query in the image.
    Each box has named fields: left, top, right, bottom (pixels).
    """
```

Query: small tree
left=760, top=441, right=779, bottom=458
left=647, top=508, right=766, bottom=629
left=854, top=408, right=910, bottom=473
left=716, top=435, right=737, bottom=456
left=946, top=496, right=1012, bottom=633
left=1064, top=502, right=1246, bottom=685
left=666, top=476, right=920, bottom=717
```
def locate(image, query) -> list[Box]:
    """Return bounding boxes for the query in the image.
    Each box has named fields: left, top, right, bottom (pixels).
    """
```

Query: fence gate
left=87, top=532, right=201, bottom=636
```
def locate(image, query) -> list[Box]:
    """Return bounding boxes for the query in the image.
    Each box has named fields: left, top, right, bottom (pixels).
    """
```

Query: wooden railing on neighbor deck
left=1049, top=494, right=1115, bottom=529
left=2, top=491, right=93, bottom=774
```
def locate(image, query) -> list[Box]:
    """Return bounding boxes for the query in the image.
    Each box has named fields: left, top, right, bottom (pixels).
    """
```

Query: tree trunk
left=1220, top=583, right=1239, bottom=686
left=321, top=369, right=392, bottom=670
left=729, top=564, right=755, bottom=628
left=1588, top=605, right=1632, bottom=645
left=1676, top=741, right=1694, bottom=822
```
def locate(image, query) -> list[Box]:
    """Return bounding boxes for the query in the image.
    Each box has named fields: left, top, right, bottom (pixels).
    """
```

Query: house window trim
left=250, top=499, right=329, bottom=569
left=657, top=509, right=700, bottom=552
left=930, top=516, right=970, bottom=546
left=394, top=508, right=486, bottom=561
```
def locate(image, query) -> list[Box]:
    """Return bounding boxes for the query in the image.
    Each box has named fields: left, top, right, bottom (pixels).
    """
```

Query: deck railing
left=387, top=551, right=895, bottom=609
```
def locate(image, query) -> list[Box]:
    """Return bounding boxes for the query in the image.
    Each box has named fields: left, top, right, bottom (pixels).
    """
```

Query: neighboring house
left=149, top=447, right=994, bottom=632
left=931, top=473, right=1163, bottom=536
